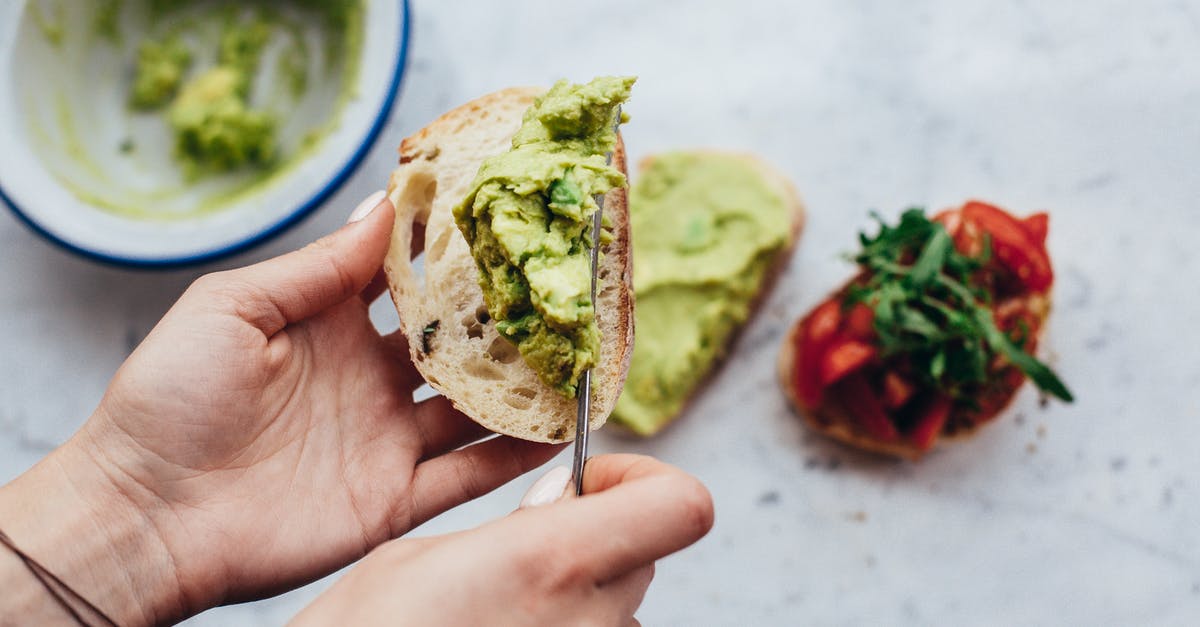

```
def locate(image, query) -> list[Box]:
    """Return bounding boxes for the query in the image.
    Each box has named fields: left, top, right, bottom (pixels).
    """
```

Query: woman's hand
left=291, top=454, right=715, bottom=627
left=0, top=194, right=561, bottom=625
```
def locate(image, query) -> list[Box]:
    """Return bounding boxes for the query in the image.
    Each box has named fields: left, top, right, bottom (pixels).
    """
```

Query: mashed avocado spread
left=123, top=0, right=362, bottom=181
left=612, top=152, right=791, bottom=435
left=24, top=0, right=363, bottom=219
left=133, top=18, right=276, bottom=175
left=130, top=35, right=192, bottom=108
left=166, top=20, right=276, bottom=174
left=454, top=76, right=635, bottom=398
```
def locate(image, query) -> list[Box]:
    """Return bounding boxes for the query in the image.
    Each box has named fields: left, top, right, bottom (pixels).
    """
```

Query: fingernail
left=348, top=190, right=387, bottom=223
left=520, top=465, right=571, bottom=509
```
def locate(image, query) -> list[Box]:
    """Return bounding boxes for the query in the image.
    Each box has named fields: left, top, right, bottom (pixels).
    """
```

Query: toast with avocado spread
left=612, top=151, right=805, bottom=436
left=383, top=80, right=634, bottom=443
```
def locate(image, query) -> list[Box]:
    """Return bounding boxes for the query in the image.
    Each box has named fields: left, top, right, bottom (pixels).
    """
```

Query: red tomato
left=837, top=374, right=899, bottom=442
left=994, top=298, right=1042, bottom=353
left=936, top=208, right=987, bottom=258
left=909, top=395, right=952, bottom=451
left=807, top=299, right=842, bottom=345
left=844, top=303, right=875, bottom=340
left=819, top=339, right=877, bottom=386
left=1022, top=212, right=1049, bottom=246
left=881, top=371, right=916, bottom=409
left=961, top=201, right=1054, bottom=292
left=933, top=209, right=961, bottom=236
left=794, top=300, right=842, bottom=408
left=969, top=368, right=1027, bottom=424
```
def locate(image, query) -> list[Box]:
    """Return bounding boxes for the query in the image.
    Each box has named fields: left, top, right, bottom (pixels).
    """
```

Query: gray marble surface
left=3, top=0, right=1200, bottom=624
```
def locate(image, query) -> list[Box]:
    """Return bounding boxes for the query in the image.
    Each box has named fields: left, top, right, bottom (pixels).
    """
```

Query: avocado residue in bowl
left=454, top=76, right=635, bottom=398
left=149, top=18, right=277, bottom=176
left=129, top=34, right=191, bottom=108
left=129, top=1, right=360, bottom=182
left=19, top=0, right=365, bottom=219
left=611, top=152, right=792, bottom=435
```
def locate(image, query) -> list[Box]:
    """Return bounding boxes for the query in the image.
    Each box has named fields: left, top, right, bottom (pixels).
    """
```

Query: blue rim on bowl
left=0, top=0, right=412, bottom=269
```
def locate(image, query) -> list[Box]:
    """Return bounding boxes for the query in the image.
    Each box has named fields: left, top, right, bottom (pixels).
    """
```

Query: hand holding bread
left=290, top=454, right=714, bottom=627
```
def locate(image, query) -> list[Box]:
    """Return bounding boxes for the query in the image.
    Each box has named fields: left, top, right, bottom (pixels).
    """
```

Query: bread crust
left=383, top=87, right=633, bottom=443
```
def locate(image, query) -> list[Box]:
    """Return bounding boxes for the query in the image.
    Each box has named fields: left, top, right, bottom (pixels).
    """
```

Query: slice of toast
left=613, top=151, right=805, bottom=436
left=383, top=87, right=634, bottom=443
left=777, top=284, right=1051, bottom=460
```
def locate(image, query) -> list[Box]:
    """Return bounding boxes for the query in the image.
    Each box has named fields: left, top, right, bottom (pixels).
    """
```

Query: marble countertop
left=3, top=0, right=1199, bottom=624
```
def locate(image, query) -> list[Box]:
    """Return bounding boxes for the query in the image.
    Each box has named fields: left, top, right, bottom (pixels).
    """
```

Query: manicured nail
left=520, top=465, right=571, bottom=509
left=348, top=190, right=387, bottom=223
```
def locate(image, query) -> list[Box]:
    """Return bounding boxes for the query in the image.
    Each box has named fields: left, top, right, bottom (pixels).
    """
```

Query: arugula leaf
left=974, top=308, right=1075, bottom=402
left=846, top=209, right=1073, bottom=404
left=908, top=227, right=951, bottom=288
left=930, top=350, right=947, bottom=379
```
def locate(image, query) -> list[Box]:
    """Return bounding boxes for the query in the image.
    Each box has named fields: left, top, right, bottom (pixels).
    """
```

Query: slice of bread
left=383, top=87, right=634, bottom=443
left=777, top=288, right=1051, bottom=460
left=613, top=151, right=805, bottom=436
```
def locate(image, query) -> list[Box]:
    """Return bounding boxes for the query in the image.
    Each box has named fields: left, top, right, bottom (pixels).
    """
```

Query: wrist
left=0, top=430, right=186, bottom=626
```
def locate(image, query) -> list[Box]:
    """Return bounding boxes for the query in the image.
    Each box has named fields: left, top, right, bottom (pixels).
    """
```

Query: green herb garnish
left=846, top=209, right=1073, bottom=403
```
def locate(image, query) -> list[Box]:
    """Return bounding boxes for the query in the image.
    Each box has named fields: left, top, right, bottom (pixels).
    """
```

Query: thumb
left=217, top=191, right=395, bottom=335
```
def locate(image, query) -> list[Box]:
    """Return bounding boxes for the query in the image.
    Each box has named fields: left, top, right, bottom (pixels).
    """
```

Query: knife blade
left=570, top=106, right=621, bottom=497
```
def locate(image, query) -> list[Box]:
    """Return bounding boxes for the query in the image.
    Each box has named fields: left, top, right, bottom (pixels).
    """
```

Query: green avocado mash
left=29, top=1, right=65, bottom=48
left=454, top=76, right=635, bottom=398
left=121, top=1, right=361, bottom=183
left=611, top=152, right=792, bottom=435
left=168, top=66, right=276, bottom=173
left=142, top=18, right=277, bottom=174
left=94, top=0, right=123, bottom=43
left=129, top=35, right=192, bottom=109
left=24, top=0, right=363, bottom=219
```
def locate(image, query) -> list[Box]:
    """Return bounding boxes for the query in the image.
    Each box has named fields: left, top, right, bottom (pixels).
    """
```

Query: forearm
left=0, top=437, right=184, bottom=627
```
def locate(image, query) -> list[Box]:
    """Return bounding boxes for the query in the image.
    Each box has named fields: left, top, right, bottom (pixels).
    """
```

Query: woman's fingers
left=359, top=218, right=425, bottom=306
left=359, top=268, right=390, bottom=305
left=195, top=194, right=395, bottom=336
left=519, top=465, right=572, bottom=509
left=504, top=454, right=714, bottom=584
left=411, top=395, right=495, bottom=460
left=373, top=331, right=429, bottom=393
left=581, top=453, right=681, bottom=495
left=296, top=456, right=700, bottom=626
left=406, top=436, right=564, bottom=528
left=601, top=563, right=655, bottom=618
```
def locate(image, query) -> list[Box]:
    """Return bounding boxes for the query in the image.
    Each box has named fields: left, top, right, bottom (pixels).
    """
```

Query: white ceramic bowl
left=0, top=0, right=409, bottom=267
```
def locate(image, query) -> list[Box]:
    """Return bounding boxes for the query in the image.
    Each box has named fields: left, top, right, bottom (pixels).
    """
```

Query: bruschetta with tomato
left=779, top=201, right=1073, bottom=459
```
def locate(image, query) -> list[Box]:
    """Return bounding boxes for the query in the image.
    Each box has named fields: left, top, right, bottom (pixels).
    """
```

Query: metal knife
left=570, top=106, right=621, bottom=497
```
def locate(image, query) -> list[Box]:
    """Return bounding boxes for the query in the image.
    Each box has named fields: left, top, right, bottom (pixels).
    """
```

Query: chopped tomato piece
left=881, top=371, right=916, bottom=409
left=970, top=369, right=1026, bottom=422
left=932, top=208, right=961, bottom=236
left=794, top=339, right=823, bottom=409
left=994, top=299, right=1041, bottom=353
left=807, top=299, right=842, bottom=345
left=844, top=303, right=875, bottom=340
left=909, top=395, right=952, bottom=451
left=961, top=201, right=1053, bottom=292
left=820, top=339, right=877, bottom=386
left=1022, top=212, right=1049, bottom=246
left=837, top=374, right=899, bottom=442
left=794, top=300, right=843, bottom=408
